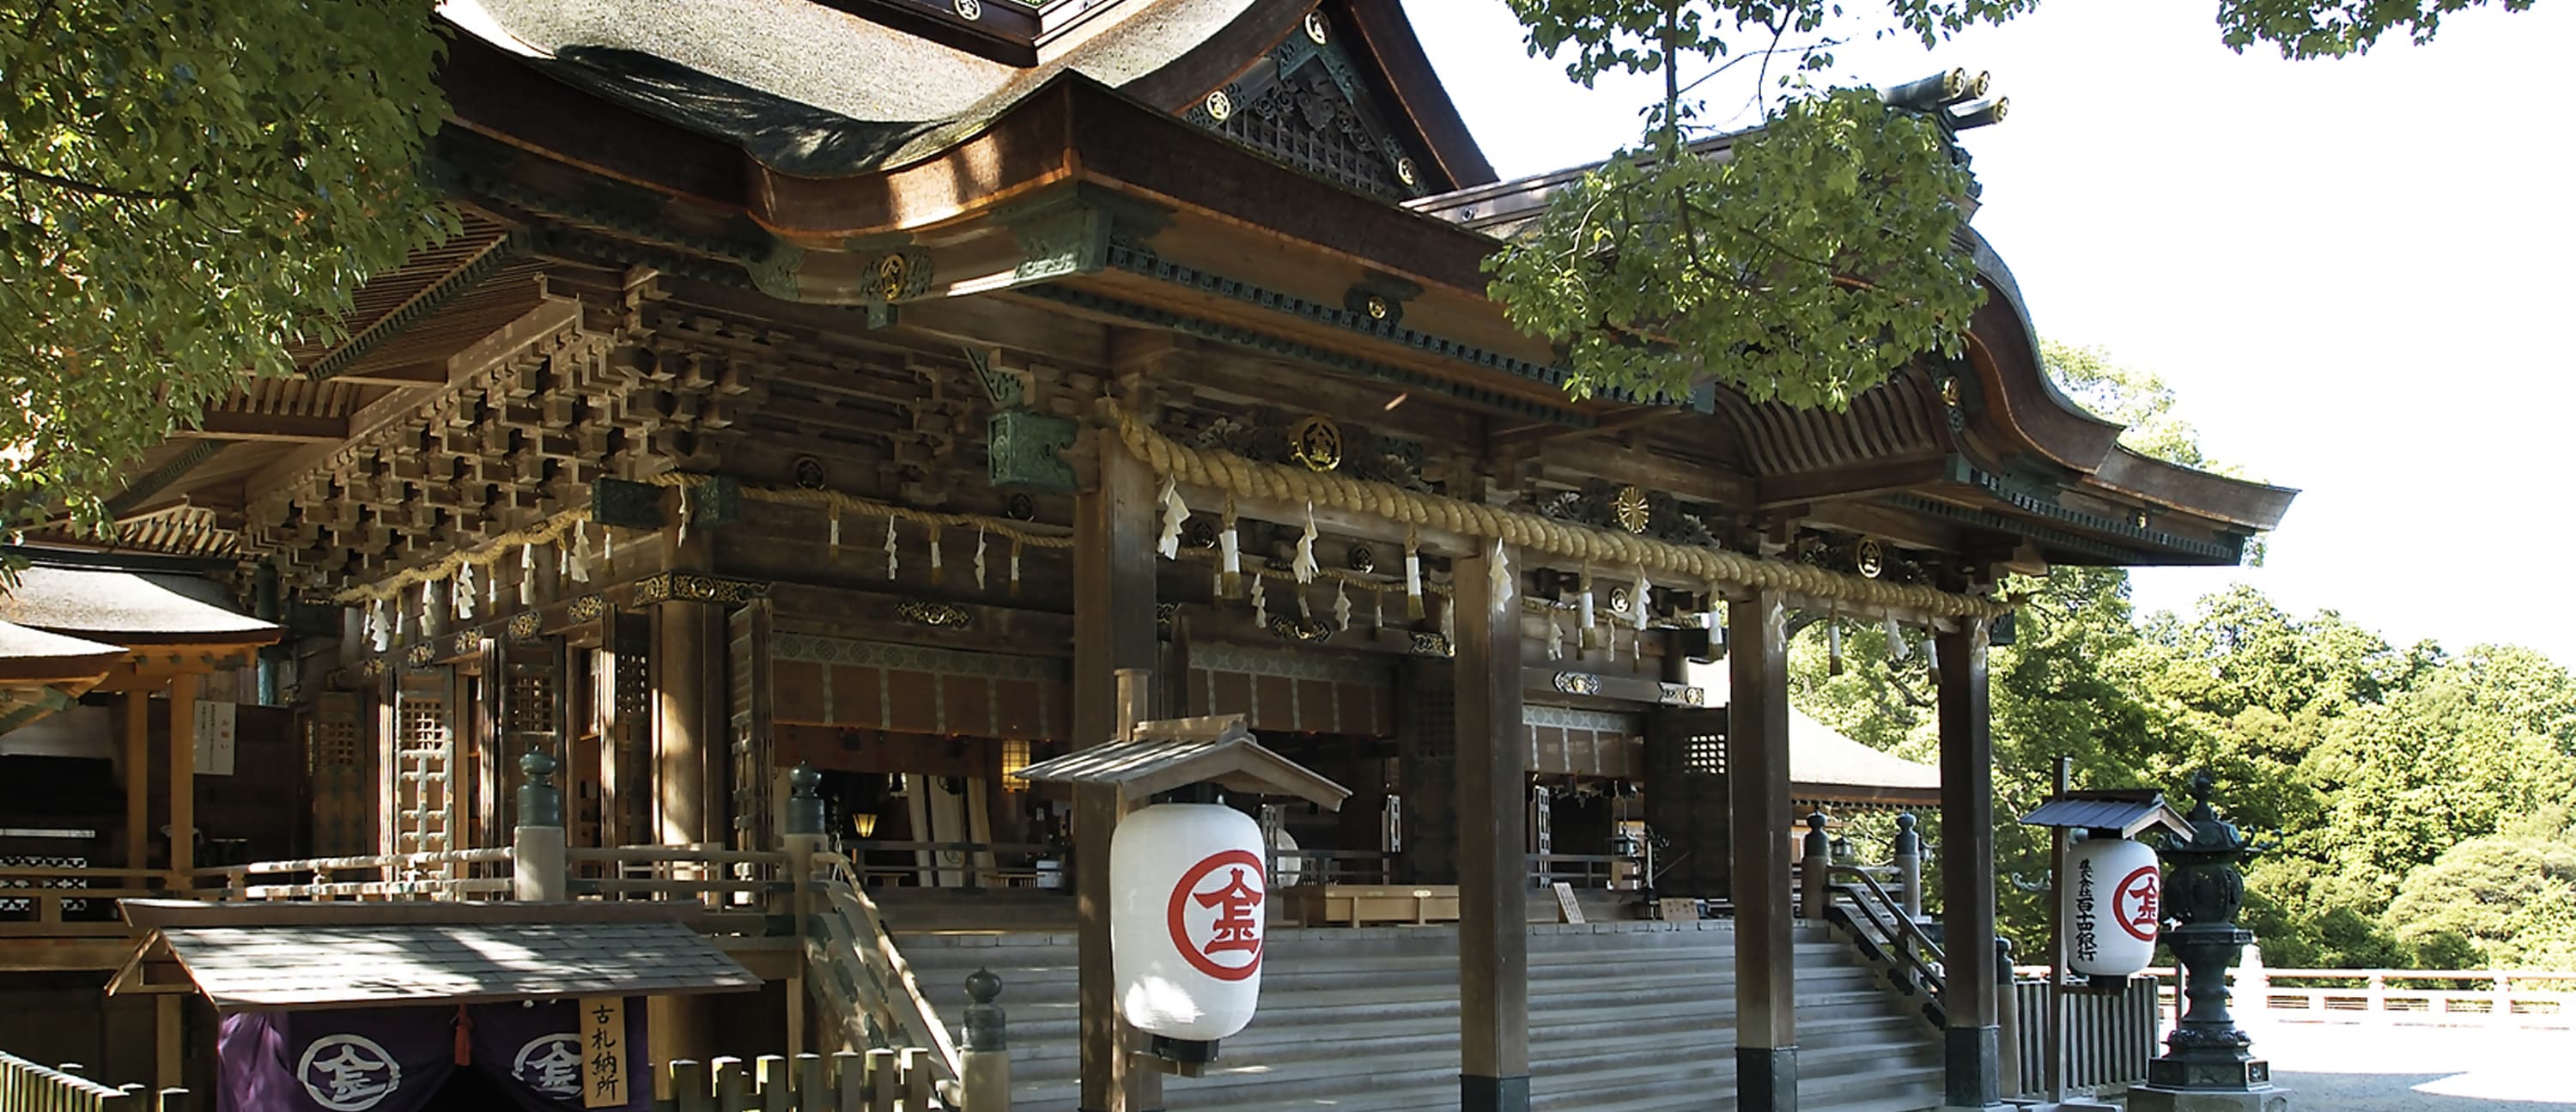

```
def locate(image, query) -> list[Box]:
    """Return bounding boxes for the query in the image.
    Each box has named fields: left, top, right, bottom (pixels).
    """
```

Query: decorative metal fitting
left=896, top=600, right=974, bottom=629
left=1290, top=414, right=1344, bottom=472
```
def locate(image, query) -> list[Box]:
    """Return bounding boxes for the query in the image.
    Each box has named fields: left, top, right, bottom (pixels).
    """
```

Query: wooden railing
left=802, top=853, right=964, bottom=1099
left=1274, top=848, right=1395, bottom=887
left=846, top=841, right=1054, bottom=892
left=0, top=867, right=168, bottom=938
left=2252, top=968, right=2576, bottom=1027
left=0, top=1051, right=189, bottom=1111
left=1526, top=853, right=1623, bottom=889
left=564, top=846, right=793, bottom=941
left=1822, top=865, right=1945, bottom=1011
left=203, top=848, right=513, bottom=902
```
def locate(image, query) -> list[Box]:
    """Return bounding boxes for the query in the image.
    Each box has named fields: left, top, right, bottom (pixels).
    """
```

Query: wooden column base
left=1736, top=1047, right=1799, bottom=1112
left=1460, top=1073, right=1529, bottom=1112
left=1944, top=1024, right=2004, bottom=1110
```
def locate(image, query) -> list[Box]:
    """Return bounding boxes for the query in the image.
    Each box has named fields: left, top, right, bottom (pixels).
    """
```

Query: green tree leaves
left=1489, top=0, right=2001, bottom=407
left=0, top=0, right=453, bottom=535
left=2215, top=0, right=2537, bottom=58
left=1789, top=341, right=2576, bottom=969
left=1486, top=88, right=1986, bottom=407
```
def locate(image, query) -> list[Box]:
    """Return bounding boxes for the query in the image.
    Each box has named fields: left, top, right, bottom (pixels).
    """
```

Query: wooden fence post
left=758, top=1055, right=790, bottom=1112
left=831, top=1050, right=864, bottom=1112
left=672, top=1059, right=710, bottom=1112
left=864, top=1048, right=897, bottom=1111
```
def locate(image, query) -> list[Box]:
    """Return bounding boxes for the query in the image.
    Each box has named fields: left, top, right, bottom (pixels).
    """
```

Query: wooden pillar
left=167, top=672, right=198, bottom=889
left=657, top=513, right=720, bottom=847
left=1073, top=435, right=1161, bottom=1112
left=155, top=994, right=183, bottom=1093
left=1937, top=620, right=2002, bottom=1110
left=124, top=689, right=151, bottom=873
left=1728, top=590, right=1797, bottom=1111
left=655, top=601, right=716, bottom=845
left=1454, top=544, right=1528, bottom=1112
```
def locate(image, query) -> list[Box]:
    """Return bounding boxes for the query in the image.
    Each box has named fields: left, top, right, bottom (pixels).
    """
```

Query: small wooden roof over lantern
left=1012, top=714, right=1352, bottom=811
left=2019, top=789, right=2196, bottom=839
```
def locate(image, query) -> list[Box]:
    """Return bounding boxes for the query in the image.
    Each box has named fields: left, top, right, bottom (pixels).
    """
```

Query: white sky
left=1401, top=0, right=2576, bottom=665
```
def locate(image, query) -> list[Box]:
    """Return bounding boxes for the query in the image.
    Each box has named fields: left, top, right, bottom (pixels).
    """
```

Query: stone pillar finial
left=785, top=762, right=825, bottom=837
left=517, top=746, right=562, bottom=829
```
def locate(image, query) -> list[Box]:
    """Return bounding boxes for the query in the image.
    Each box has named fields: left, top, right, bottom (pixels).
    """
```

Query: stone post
left=1893, top=813, right=1923, bottom=919
left=2129, top=773, right=2290, bottom=1112
left=962, top=968, right=1012, bottom=1112
left=513, top=748, right=568, bottom=902
left=1801, top=812, right=1832, bottom=921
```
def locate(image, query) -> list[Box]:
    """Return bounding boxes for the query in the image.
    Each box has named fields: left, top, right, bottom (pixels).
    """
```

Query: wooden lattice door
left=390, top=669, right=454, bottom=872
left=726, top=600, right=775, bottom=854
left=307, top=691, right=373, bottom=857
left=1644, top=708, right=1731, bottom=900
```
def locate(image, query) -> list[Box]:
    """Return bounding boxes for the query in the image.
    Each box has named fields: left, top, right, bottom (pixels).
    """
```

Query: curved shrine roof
left=0, top=565, right=281, bottom=647
left=0, top=617, right=127, bottom=683
left=408, top=0, right=2284, bottom=571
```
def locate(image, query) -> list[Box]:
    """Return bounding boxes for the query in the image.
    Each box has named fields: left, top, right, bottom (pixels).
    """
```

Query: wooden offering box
left=1288, top=884, right=1461, bottom=927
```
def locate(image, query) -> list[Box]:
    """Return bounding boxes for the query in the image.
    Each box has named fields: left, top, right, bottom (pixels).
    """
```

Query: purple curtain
left=465, top=999, right=651, bottom=1112
left=219, top=1000, right=650, bottom=1112
left=217, top=1007, right=456, bottom=1112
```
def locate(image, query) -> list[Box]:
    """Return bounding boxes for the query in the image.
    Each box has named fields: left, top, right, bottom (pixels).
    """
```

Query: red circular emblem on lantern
left=1166, top=849, right=1267, bottom=981
left=2114, top=865, right=2161, bottom=942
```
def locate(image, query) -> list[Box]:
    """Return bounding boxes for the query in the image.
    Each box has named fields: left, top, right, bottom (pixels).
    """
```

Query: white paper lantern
left=1111, top=802, right=1267, bottom=1041
left=2066, top=835, right=2161, bottom=976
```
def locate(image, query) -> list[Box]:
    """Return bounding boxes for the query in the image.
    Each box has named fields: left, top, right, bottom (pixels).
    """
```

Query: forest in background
left=1791, top=343, right=2576, bottom=970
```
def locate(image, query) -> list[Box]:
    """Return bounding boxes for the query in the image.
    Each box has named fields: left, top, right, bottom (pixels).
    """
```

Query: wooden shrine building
left=3, top=2, right=2293, bottom=1110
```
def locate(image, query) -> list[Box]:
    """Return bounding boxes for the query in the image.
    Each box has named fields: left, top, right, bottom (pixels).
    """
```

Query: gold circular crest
left=1303, top=10, right=1329, bottom=43
left=1365, top=295, right=1389, bottom=320
left=875, top=253, right=910, bottom=301
left=1290, top=414, right=1344, bottom=472
left=1855, top=538, right=1885, bottom=579
left=1940, top=376, right=1962, bottom=407
left=1394, top=156, right=1419, bottom=186
left=954, top=0, right=981, bottom=18
left=1612, top=485, right=1650, bottom=533
left=1205, top=89, right=1234, bottom=122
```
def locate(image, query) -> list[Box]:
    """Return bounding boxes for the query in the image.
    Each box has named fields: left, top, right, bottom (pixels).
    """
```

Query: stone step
left=875, top=917, right=1944, bottom=1111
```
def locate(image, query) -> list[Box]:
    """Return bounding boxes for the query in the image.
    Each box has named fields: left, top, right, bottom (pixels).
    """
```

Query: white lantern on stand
left=1011, top=714, right=1350, bottom=1068
left=2066, top=833, right=2161, bottom=976
left=1111, top=801, right=1267, bottom=1043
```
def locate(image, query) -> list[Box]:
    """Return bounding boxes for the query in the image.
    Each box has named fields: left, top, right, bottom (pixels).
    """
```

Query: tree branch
left=0, top=156, right=190, bottom=202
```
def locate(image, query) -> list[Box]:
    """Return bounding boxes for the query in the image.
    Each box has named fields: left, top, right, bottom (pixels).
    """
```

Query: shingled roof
left=0, top=565, right=279, bottom=647
left=1789, top=708, right=1941, bottom=808
left=0, top=618, right=126, bottom=683
left=115, top=902, right=759, bottom=1011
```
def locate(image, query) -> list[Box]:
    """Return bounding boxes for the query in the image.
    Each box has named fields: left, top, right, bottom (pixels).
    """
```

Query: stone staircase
left=900, top=919, right=1944, bottom=1111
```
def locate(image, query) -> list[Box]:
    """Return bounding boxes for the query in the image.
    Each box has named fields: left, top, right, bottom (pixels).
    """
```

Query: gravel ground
left=2212, top=1019, right=2573, bottom=1109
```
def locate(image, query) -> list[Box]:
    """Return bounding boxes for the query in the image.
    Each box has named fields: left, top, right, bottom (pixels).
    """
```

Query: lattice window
left=505, top=671, right=556, bottom=735
left=312, top=711, right=361, bottom=769
left=1685, top=734, right=1726, bottom=776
